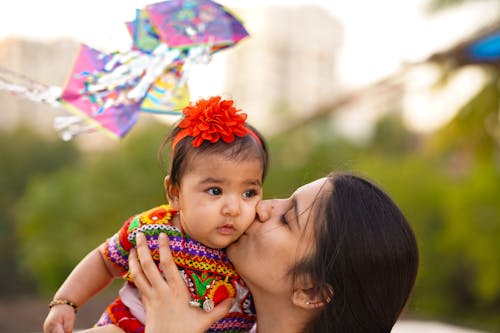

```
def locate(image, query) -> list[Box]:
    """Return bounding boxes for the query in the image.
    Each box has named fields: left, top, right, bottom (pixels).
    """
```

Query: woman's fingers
left=206, top=298, right=234, bottom=324
left=135, top=232, right=166, bottom=290
left=157, top=233, right=183, bottom=285
left=133, top=232, right=184, bottom=292
left=129, top=248, right=150, bottom=292
left=131, top=232, right=234, bottom=333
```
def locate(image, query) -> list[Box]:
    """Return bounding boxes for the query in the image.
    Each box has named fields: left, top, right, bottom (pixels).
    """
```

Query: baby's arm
left=43, top=244, right=119, bottom=333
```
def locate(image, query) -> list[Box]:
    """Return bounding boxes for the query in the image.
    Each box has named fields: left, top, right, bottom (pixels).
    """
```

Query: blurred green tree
left=14, top=122, right=170, bottom=293
left=0, top=127, right=79, bottom=297
left=426, top=0, right=500, bottom=13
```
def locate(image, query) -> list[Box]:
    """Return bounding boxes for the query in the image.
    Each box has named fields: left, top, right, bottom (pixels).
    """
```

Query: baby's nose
left=222, top=196, right=241, bottom=216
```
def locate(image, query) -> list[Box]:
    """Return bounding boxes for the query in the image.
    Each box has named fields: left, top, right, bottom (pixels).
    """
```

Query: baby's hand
left=43, top=305, right=76, bottom=333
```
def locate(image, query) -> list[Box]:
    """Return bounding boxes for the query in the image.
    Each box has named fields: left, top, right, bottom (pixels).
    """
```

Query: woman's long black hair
left=297, top=172, right=419, bottom=333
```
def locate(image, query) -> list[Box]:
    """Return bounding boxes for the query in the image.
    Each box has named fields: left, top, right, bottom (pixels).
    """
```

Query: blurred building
left=0, top=37, right=79, bottom=134
left=223, top=5, right=344, bottom=133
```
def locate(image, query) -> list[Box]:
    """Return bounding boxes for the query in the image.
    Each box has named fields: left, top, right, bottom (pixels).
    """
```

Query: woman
left=129, top=172, right=419, bottom=333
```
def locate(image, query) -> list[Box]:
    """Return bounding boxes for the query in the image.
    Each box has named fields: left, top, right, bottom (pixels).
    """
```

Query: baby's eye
left=280, top=215, right=289, bottom=225
left=207, top=187, right=222, bottom=196
left=243, top=189, right=258, bottom=198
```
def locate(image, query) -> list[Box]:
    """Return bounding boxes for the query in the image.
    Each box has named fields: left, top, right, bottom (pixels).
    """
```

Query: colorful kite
left=0, top=0, right=249, bottom=140
left=146, top=0, right=248, bottom=51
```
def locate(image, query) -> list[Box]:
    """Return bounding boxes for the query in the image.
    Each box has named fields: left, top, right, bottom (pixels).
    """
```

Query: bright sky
left=0, top=0, right=498, bottom=132
left=2, top=0, right=497, bottom=84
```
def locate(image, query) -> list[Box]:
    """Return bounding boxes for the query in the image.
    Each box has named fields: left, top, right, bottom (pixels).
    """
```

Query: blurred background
left=0, top=0, right=499, bottom=332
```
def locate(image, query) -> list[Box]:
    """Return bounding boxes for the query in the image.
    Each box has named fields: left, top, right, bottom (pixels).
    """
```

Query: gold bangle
left=48, top=299, right=78, bottom=313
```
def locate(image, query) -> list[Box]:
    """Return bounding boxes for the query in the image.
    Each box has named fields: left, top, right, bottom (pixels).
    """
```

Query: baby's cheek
left=242, top=208, right=257, bottom=228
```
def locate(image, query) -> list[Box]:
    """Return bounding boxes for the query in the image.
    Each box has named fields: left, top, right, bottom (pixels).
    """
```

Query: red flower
left=173, top=96, right=249, bottom=148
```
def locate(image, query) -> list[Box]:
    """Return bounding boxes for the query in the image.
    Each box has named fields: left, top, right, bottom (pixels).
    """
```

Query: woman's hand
left=129, top=232, right=233, bottom=333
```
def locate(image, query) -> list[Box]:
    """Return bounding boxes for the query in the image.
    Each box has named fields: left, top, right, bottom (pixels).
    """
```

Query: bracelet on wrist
left=48, top=299, right=78, bottom=313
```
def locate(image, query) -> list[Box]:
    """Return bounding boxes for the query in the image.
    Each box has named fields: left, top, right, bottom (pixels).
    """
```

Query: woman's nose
left=256, top=199, right=287, bottom=222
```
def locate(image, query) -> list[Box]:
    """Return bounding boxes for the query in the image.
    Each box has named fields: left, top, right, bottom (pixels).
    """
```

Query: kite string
left=0, top=66, right=100, bottom=140
left=0, top=67, right=61, bottom=106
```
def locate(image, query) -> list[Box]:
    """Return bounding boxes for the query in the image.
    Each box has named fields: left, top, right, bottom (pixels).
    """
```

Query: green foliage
left=425, top=0, right=500, bottom=13
left=429, top=76, right=500, bottom=158
left=14, top=122, right=170, bottom=293
left=0, top=127, right=79, bottom=297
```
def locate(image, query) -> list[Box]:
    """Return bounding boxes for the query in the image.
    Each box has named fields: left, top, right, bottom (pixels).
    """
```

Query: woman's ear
left=164, top=175, right=180, bottom=210
left=291, top=283, right=334, bottom=310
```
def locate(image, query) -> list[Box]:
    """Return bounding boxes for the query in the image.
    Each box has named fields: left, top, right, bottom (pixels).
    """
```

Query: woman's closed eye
left=280, top=214, right=291, bottom=229
left=280, top=203, right=296, bottom=229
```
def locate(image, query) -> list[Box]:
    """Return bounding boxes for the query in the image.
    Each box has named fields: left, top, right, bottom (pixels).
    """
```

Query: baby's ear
left=164, top=175, right=180, bottom=210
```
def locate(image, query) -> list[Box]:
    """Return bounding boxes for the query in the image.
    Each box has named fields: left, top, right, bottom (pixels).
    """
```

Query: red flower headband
left=172, top=96, right=261, bottom=149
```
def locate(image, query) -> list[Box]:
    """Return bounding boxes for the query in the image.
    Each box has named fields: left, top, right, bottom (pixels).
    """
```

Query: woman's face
left=227, top=177, right=329, bottom=295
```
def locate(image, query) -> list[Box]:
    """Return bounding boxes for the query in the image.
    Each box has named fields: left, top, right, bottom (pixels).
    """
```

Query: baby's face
left=171, top=153, right=263, bottom=249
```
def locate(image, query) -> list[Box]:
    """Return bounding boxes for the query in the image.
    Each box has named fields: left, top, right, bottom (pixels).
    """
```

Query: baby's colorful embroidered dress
left=97, top=205, right=256, bottom=333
